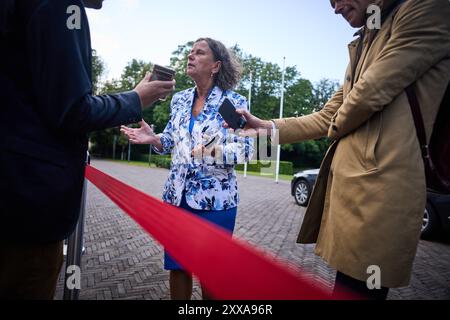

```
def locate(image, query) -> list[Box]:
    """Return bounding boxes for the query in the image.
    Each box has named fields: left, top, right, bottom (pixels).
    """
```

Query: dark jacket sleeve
left=27, top=0, right=142, bottom=135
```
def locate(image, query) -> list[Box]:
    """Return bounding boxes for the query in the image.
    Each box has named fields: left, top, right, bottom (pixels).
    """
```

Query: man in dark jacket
left=0, top=0, right=175, bottom=299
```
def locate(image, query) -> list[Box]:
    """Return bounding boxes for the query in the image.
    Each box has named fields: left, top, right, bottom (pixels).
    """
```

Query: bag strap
left=405, top=85, right=429, bottom=159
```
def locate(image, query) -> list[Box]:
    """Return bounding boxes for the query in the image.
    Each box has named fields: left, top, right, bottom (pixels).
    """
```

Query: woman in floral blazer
left=121, top=37, right=254, bottom=300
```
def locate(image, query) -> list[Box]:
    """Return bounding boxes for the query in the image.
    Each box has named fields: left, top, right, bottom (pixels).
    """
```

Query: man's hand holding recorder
left=134, top=64, right=176, bottom=108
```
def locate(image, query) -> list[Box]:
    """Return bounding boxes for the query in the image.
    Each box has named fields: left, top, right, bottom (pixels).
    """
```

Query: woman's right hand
left=120, top=120, right=157, bottom=145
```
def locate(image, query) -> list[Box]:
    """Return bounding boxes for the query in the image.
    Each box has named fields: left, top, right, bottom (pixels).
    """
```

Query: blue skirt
left=164, top=194, right=237, bottom=271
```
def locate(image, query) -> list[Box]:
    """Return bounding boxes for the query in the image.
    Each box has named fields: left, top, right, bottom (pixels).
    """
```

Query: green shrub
left=135, top=154, right=171, bottom=169
left=134, top=154, right=293, bottom=175
left=152, top=155, right=171, bottom=169
left=235, top=160, right=293, bottom=175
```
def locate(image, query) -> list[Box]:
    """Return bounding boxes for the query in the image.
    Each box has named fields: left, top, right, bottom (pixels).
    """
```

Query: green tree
left=169, top=41, right=195, bottom=91
left=120, top=59, right=153, bottom=91
left=284, top=78, right=314, bottom=117
left=147, top=41, right=197, bottom=132
left=91, top=49, right=105, bottom=95
left=237, top=52, right=303, bottom=121
left=285, top=79, right=340, bottom=169
left=90, top=59, right=153, bottom=157
left=88, top=43, right=341, bottom=166
left=311, top=78, right=340, bottom=111
left=101, top=79, right=122, bottom=94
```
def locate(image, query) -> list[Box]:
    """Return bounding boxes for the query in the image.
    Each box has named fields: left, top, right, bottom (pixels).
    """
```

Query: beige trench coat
left=274, top=0, right=450, bottom=288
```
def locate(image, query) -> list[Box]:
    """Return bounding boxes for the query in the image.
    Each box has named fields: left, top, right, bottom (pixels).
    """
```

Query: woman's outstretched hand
left=120, top=120, right=157, bottom=145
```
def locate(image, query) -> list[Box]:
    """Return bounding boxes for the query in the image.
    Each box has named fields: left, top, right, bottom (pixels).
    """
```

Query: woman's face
left=187, top=41, right=221, bottom=83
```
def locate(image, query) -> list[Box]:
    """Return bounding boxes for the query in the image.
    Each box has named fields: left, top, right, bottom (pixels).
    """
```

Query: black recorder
left=219, top=98, right=247, bottom=130
left=150, top=64, right=176, bottom=81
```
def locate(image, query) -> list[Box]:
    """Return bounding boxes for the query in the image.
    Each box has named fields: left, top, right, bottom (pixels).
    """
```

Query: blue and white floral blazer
left=154, top=85, right=254, bottom=211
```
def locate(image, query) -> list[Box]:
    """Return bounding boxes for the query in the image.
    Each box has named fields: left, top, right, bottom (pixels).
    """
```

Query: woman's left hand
left=191, top=144, right=215, bottom=158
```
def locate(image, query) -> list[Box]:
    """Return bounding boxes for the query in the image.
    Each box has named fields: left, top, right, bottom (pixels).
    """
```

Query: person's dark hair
left=195, top=37, right=242, bottom=91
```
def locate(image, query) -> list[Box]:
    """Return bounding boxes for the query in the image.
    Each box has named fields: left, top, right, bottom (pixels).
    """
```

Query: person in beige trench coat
left=228, top=0, right=450, bottom=299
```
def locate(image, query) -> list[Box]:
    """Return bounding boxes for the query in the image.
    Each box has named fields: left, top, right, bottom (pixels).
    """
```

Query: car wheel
left=294, top=179, right=311, bottom=207
left=421, top=202, right=441, bottom=239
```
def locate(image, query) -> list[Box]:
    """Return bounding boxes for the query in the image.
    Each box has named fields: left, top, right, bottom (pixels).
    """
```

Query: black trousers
left=0, top=241, right=63, bottom=300
left=332, top=271, right=389, bottom=300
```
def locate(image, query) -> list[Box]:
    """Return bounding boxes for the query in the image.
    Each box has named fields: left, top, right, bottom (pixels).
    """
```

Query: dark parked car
left=291, top=169, right=319, bottom=207
left=291, top=169, right=450, bottom=239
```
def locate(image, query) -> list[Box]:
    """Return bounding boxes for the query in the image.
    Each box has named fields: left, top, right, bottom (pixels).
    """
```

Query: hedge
left=135, top=155, right=293, bottom=175
left=235, top=160, right=293, bottom=175
left=135, top=154, right=172, bottom=169
left=152, top=155, right=171, bottom=169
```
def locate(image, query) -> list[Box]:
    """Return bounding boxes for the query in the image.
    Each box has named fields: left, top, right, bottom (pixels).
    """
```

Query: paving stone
left=54, top=160, right=450, bottom=300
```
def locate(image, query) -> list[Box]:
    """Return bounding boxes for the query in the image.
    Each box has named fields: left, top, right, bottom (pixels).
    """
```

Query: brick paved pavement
left=55, top=160, right=450, bottom=300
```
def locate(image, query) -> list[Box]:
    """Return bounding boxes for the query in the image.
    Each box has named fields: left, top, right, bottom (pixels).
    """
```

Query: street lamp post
left=127, top=141, right=131, bottom=162
left=275, top=57, right=286, bottom=184
left=244, top=71, right=253, bottom=178
left=148, top=124, right=155, bottom=166
left=113, top=135, right=117, bottom=160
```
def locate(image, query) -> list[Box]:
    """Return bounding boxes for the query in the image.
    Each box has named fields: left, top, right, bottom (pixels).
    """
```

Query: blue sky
left=86, top=0, right=356, bottom=84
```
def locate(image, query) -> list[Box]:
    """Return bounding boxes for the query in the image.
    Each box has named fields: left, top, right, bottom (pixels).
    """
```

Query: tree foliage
left=91, top=49, right=105, bottom=95
left=89, top=44, right=340, bottom=168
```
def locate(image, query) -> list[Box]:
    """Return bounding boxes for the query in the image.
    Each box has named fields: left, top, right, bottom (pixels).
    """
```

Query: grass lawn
left=235, top=169, right=292, bottom=181
left=106, top=159, right=293, bottom=181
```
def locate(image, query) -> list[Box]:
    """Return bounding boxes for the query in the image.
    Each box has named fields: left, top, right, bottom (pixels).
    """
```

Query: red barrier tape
left=85, top=165, right=354, bottom=300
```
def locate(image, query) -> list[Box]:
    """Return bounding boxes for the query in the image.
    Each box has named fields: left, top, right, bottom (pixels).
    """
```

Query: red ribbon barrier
left=85, top=165, right=355, bottom=300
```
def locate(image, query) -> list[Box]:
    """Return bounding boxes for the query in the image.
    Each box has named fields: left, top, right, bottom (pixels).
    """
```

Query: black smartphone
left=218, top=98, right=247, bottom=130
left=150, top=64, right=176, bottom=81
